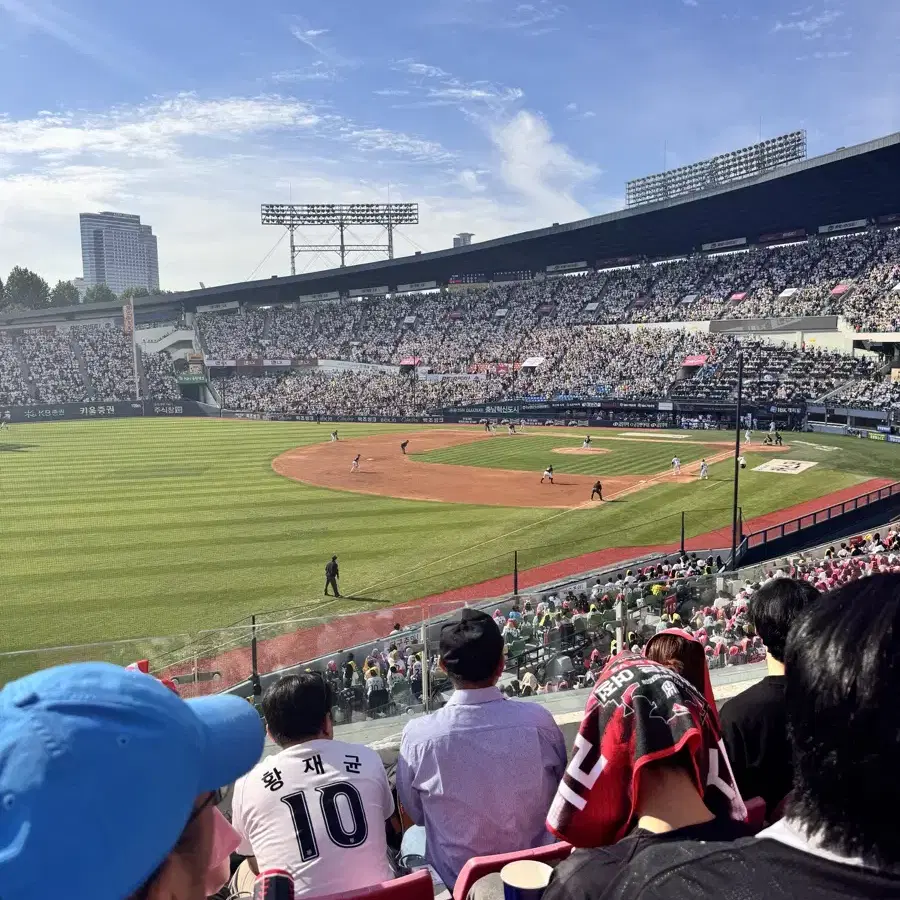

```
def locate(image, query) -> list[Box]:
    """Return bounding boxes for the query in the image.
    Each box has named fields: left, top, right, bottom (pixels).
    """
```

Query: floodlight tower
left=261, top=203, right=419, bottom=274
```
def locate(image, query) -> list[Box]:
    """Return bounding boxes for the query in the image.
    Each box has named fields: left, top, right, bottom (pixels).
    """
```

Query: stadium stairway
left=69, top=335, right=95, bottom=396
left=261, top=307, right=274, bottom=343
left=11, top=336, right=39, bottom=401
left=136, top=345, right=151, bottom=399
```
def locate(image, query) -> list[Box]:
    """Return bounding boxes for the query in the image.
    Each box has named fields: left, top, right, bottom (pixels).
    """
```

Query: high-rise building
left=79, top=211, right=160, bottom=296
left=453, top=232, right=474, bottom=248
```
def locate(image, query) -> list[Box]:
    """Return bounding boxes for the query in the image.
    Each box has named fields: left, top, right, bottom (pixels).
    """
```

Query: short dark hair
left=262, top=673, right=332, bottom=746
left=785, top=574, right=900, bottom=866
left=748, top=577, right=819, bottom=661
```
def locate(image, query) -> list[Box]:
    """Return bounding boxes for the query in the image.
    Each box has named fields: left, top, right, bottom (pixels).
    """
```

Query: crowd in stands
left=75, top=323, right=138, bottom=402
left=0, top=333, right=30, bottom=405
left=143, top=350, right=182, bottom=400
left=6, top=561, right=900, bottom=899
left=0, top=324, right=180, bottom=406
left=18, top=328, right=86, bottom=403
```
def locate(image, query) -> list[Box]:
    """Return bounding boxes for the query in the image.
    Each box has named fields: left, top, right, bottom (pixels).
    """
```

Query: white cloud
left=773, top=8, right=842, bottom=37
left=0, top=95, right=322, bottom=160
left=457, top=169, right=486, bottom=192
left=565, top=101, right=578, bottom=112
left=373, top=89, right=411, bottom=96
left=489, top=110, right=598, bottom=222
left=272, top=67, right=337, bottom=83
left=399, top=60, right=451, bottom=79
left=682, top=0, right=699, bottom=7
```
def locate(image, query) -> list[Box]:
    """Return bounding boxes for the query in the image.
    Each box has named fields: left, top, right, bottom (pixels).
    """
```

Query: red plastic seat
left=309, top=870, right=433, bottom=900
left=452, top=842, right=573, bottom=900
left=744, top=796, right=766, bottom=834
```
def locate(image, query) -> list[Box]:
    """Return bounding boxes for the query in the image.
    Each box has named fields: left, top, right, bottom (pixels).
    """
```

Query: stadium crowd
left=0, top=324, right=179, bottom=405
left=4, top=561, right=900, bottom=899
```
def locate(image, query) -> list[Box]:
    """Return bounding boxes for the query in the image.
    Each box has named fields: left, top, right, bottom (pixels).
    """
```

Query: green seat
left=508, top=639, right=526, bottom=658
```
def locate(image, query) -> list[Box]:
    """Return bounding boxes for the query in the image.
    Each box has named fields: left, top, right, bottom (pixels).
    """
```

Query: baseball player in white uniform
left=745, top=428, right=752, bottom=444
left=231, top=674, right=395, bottom=898
left=738, top=455, right=747, bottom=470
left=699, top=459, right=709, bottom=480
left=541, top=465, right=554, bottom=484
left=671, top=456, right=681, bottom=475
left=350, top=454, right=360, bottom=473
left=582, top=435, right=592, bottom=449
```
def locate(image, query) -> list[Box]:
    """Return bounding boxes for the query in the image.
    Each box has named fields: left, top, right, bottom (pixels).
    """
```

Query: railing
left=745, top=482, right=900, bottom=549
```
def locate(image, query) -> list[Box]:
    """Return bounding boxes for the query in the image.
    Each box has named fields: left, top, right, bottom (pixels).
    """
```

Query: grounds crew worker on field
left=325, top=555, right=341, bottom=597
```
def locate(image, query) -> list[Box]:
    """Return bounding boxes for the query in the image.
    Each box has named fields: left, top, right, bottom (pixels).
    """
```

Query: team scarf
left=546, top=652, right=746, bottom=847
left=643, top=627, right=721, bottom=731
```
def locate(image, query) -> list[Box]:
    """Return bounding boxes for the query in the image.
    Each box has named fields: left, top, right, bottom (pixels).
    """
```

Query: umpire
left=325, top=555, right=341, bottom=597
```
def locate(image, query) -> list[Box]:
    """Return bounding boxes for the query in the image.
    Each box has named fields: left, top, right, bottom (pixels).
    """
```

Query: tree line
left=0, top=267, right=172, bottom=311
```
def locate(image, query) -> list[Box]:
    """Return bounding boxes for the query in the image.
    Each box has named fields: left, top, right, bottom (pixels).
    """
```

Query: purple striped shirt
left=397, top=687, right=567, bottom=888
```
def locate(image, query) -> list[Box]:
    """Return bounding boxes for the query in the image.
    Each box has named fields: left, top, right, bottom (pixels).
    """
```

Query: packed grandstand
left=1, top=227, right=900, bottom=415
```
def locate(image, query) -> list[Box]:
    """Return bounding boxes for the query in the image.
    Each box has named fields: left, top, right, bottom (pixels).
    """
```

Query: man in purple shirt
left=397, top=608, right=567, bottom=890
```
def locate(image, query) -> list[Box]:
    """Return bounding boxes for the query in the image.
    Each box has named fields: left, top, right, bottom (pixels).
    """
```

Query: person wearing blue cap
left=0, top=661, right=265, bottom=900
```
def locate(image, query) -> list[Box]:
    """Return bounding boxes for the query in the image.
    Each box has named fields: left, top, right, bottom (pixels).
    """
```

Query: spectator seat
left=745, top=796, right=767, bottom=834
left=452, top=842, right=573, bottom=900
left=310, top=869, right=433, bottom=900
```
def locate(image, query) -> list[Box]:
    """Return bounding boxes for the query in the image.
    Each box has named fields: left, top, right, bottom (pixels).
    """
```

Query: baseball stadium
left=2, top=131, right=900, bottom=694
left=4, top=101, right=900, bottom=897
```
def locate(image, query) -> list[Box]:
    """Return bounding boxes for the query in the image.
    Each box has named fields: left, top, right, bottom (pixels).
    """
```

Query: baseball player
left=738, top=455, right=747, bottom=470
left=400, top=440, right=409, bottom=455
left=350, top=454, right=361, bottom=473
left=507, top=423, right=516, bottom=435
left=745, top=428, right=752, bottom=444
left=699, top=459, right=709, bottom=480
left=541, top=465, right=554, bottom=484
left=591, top=480, right=604, bottom=501
left=330, top=430, right=339, bottom=442
left=582, top=435, right=592, bottom=449
left=671, top=456, right=681, bottom=475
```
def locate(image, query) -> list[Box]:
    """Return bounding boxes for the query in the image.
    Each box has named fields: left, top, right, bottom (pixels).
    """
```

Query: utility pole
left=730, top=353, right=744, bottom=569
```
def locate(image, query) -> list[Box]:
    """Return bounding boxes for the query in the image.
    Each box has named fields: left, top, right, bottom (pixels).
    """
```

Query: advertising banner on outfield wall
left=0, top=399, right=219, bottom=423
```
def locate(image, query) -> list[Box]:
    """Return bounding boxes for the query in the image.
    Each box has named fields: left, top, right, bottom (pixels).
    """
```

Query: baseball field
left=0, top=419, right=896, bottom=677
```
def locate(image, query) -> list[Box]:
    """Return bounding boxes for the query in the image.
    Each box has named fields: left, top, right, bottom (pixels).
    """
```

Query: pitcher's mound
left=553, top=447, right=612, bottom=456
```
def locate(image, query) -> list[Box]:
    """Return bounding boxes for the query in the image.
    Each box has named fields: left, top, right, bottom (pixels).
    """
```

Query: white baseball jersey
left=232, top=739, right=394, bottom=896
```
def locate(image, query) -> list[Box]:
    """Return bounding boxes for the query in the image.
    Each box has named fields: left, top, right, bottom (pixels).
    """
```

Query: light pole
left=730, top=352, right=744, bottom=569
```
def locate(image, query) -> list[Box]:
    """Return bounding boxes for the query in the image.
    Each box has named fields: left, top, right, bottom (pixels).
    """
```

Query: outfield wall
left=0, top=399, right=220, bottom=423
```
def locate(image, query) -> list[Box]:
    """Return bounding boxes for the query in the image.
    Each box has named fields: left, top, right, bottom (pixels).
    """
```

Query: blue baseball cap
left=0, top=661, right=264, bottom=900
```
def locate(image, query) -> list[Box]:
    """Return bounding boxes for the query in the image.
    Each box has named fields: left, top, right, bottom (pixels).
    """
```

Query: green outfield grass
left=414, top=433, right=712, bottom=475
left=0, top=421, right=892, bottom=670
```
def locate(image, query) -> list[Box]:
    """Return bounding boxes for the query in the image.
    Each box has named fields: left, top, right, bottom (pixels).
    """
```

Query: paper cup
left=500, top=860, right=554, bottom=900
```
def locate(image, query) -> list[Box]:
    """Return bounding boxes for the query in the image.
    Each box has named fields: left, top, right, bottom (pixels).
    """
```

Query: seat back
left=310, top=869, right=433, bottom=900
left=744, top=796, right=767, bottom=834
left=453, top=842, right=573, bottom=900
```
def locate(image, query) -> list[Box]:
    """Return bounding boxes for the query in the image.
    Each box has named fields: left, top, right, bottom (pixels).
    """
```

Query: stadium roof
left=4, top=131, right=900, bottom=324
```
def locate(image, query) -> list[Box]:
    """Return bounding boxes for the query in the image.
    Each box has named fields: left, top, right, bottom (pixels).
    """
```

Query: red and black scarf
left=546, top=652, right=746, bottom=847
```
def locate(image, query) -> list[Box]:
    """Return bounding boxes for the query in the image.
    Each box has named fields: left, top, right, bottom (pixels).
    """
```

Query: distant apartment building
left=79, top=211, right=160, bottom=296
left=453, top=232, right=474, bottom=248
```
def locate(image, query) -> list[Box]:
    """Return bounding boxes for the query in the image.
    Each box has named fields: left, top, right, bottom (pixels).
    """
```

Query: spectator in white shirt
left=231, top=673, right=395, bottom=897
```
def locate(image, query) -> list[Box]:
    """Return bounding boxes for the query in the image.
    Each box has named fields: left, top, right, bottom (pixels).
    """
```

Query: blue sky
left=0, top=0, right=897, bottom=289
